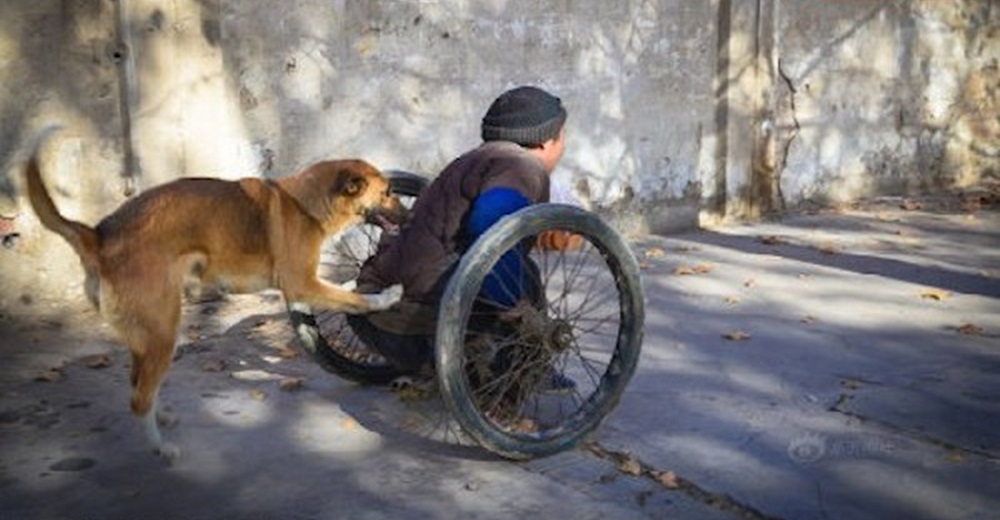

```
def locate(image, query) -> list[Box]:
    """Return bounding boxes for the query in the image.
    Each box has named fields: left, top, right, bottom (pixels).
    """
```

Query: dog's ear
left=277, top=160, right=380, bottom=229
left=336, top=171, right=368, bottom=197
left=278, top=161, right=347, bottom=224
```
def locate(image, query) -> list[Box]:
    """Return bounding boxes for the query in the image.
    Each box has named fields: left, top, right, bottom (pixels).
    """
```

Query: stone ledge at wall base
left=592, top=201, right=702, bottom=238
left=645, top=203, right=702, bottom=236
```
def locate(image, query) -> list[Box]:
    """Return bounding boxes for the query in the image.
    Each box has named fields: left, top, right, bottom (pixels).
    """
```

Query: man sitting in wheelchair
left=350, top=85, right=579, bottom=392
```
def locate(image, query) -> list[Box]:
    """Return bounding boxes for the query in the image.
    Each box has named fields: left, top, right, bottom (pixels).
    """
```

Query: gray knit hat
left=481, top=86, right=567, bottom=146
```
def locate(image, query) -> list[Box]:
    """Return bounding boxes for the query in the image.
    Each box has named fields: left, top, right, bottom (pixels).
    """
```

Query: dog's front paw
left=365, top=284, right=403, bottom=311
left=157, top=409, right=179, bottom=428
left=157, top=442, right=181, bottom=462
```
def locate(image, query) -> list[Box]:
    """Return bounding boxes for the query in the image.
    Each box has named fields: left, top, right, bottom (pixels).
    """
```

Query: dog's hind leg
left=130, top=333, right=181, bottom=460
left=130, top=348, right=178, bottom=423
left=120, top=293, right=183, bottom=461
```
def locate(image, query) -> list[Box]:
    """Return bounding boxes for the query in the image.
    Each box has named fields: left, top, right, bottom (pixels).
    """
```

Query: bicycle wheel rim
left=437, top=204, right=644, bottom=459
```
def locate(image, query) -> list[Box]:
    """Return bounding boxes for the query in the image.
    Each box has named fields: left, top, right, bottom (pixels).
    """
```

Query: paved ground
left=1, top=197, right=998, bottom=520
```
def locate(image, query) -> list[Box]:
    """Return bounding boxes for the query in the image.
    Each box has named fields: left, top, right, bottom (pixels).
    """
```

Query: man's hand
left=536, top=230, right=583, bottom=251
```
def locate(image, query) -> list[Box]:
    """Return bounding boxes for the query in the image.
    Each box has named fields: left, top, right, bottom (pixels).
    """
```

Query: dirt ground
left=1, top=188, right=999, bottom=519
left=1, top=286, right=657, bottom=519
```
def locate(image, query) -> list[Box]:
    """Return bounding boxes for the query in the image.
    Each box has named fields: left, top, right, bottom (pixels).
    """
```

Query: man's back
left=360, top=141, right=550, bottom=308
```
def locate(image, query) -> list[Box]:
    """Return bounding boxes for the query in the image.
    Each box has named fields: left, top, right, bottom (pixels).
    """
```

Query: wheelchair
left=289, top=170, right=644, bottom=460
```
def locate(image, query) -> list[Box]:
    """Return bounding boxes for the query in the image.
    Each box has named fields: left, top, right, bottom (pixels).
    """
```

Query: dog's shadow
left=333, top=381, right=497, bottom=461
left=196, top=302, right=497, bottom=461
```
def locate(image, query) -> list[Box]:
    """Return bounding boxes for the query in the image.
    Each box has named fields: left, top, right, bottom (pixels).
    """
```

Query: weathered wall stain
left=0, top=0, right=996, bottom=310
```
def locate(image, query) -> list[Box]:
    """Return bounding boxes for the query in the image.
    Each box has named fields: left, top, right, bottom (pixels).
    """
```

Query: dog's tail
left=24, top=153, right=102, bottom=299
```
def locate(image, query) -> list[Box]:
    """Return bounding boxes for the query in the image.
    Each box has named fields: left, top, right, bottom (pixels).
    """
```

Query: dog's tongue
left=372, top=213, right=400, bottom=233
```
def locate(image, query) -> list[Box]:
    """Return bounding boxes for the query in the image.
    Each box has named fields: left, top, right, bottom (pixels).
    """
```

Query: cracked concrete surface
left=1, top=200, right=998, bottom=519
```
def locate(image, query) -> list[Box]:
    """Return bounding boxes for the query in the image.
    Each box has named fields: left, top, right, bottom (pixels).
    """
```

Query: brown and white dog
left=25, top=149, right=404, bottom=460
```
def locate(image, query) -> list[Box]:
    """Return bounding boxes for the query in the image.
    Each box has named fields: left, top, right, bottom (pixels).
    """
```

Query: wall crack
left=775, top=57, right=800, bottom=211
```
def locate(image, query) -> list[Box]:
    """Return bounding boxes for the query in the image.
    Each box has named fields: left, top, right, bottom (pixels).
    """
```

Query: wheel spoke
left=440, top=206, right=641, bottom=458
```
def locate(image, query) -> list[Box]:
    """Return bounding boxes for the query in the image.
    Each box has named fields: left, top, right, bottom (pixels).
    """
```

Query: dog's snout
left=363, top=192, right=407, bottom=229
left=380, top=193, right=407, bottom=225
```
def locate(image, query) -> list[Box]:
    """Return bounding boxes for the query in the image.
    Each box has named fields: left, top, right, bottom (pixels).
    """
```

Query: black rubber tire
left=289, top=170, right=428, bottom=385
left=436, top=203, right=644, bottom=459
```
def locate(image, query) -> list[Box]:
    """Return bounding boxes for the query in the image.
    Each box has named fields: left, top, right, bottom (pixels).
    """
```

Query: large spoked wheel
left=289, top=170, right=427, bottom=385
left=436, top=204, right=644, bottom=459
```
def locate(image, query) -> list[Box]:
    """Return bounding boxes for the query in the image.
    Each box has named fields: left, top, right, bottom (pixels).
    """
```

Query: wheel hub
left=548, top=319, right=574, bottom=353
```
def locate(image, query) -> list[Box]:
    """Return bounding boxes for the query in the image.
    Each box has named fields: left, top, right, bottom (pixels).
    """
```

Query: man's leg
left=346, top=314, right=433, bottom=374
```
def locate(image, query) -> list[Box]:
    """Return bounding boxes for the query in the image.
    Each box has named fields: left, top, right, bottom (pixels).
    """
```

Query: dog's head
left=279, top=159, right=406, bottom=235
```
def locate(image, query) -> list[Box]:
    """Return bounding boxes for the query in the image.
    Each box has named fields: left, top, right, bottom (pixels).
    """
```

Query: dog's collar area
left=365, top=210, right=401, bottom=234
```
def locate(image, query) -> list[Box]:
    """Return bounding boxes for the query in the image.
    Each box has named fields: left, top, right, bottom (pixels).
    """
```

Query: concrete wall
left=0, top=0, right=996, bottom=311
left=775, top=1, right=999, bottom=207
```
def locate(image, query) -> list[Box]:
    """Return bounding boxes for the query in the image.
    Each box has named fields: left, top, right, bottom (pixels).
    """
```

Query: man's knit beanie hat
left=481, top=86, right=567, bottom=146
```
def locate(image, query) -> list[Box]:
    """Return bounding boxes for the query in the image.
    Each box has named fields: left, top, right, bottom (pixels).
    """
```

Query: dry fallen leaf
left=652, top=470, right=680, bottom=489
left=251, top=319, right=287, bottom=338
left=401, top=417, right=423, bottom=432
left=817, top=243, right=840, bottom=255
left=341, top=417, right=359, bottom=430
left=276, top=343, right=300, bottom=359
left=901, top=198, right=923, bottom=211
left=645, top=247, right=666, bottom=259
left=957, top=323, right=983, bottom=336
left=513, top=418, right=539, bottom=433
left=759, top=235, right=784, bottom=246
left=83, top=354, right=113, bottom=369
left=723, top=330, right=751, bottom=341
left=398, top=386, right=434, bottom=401
left=279, top=377, right=305, bottom=392
left=34, top=368, right=64, bottom=383
left=616, top=454, right=642, bottom=476
left=200, top=359, right=227, bottom=373
left=840, top=378, right=863, bottom=391
left=674, top=263, right=713, bottom=276
left=919, top=288, right=952, bottom=301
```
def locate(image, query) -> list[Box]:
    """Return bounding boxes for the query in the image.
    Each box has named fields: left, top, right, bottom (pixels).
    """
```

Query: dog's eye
left=337, top=175, right=366, bottom=197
